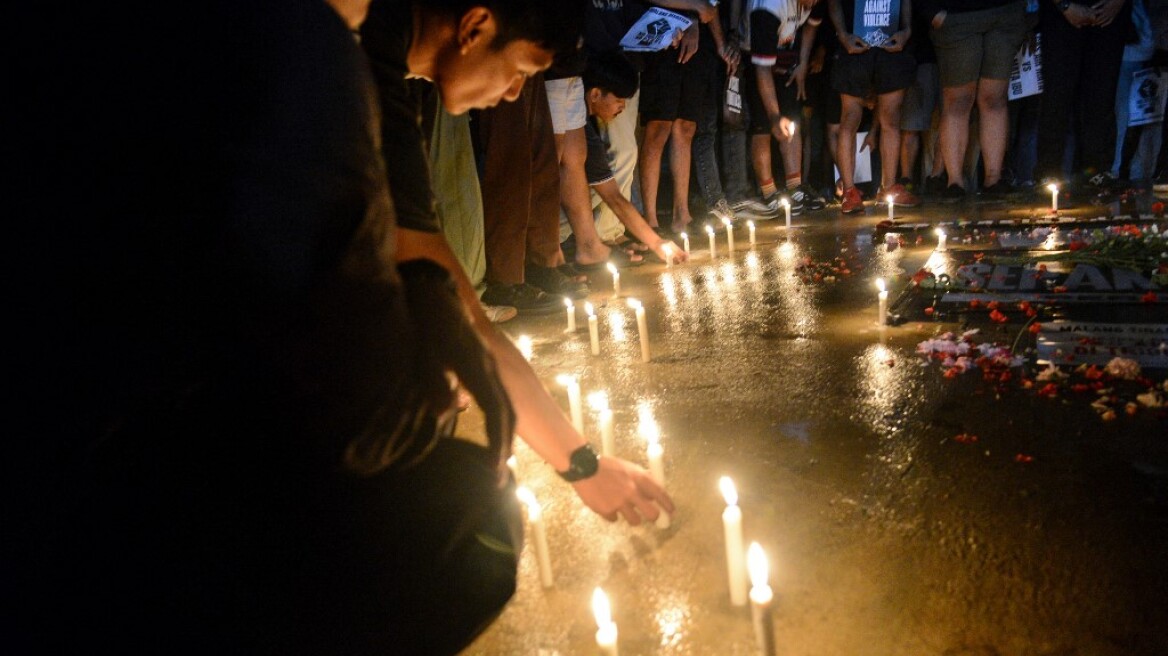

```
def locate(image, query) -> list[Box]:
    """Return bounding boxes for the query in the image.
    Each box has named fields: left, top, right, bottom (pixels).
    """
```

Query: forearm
left=708, top=6, right=726, bottom=51
left=595, top=180, right=666, bottom=249
left=900, top=0, right=912, bottom=33
left=799, top=23, right=818, bottom=67
left=396, top=227, right=584, bottom=471
left=828, top=0, right=848, bottom=39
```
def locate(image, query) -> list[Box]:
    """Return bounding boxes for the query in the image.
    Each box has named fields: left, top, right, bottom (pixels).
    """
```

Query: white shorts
left=544, top=77, right=586, bottom=134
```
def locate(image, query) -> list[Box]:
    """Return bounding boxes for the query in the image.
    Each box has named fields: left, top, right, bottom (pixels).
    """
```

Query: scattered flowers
left=1104, top=357, right=1141, bottom=381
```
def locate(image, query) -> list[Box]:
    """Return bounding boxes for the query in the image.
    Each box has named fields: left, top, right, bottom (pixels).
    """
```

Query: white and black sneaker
left=731, top=197, right=781, bottom=220
left=790, top=184, right=826, bottom=211
left=708, top=198, right=740, bottom=224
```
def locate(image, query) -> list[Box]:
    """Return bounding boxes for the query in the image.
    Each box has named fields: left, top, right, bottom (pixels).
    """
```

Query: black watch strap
left=1057, top=0, right=1072, bottom=11
left=557, top=444, right=600, bottom=482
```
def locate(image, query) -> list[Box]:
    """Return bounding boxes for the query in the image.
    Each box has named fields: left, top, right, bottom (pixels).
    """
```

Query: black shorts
left=830, top=48, right=917, bottom=98
left=744, top=61, right=804, bottom=136
left=639, top=46, right=716, bottom=123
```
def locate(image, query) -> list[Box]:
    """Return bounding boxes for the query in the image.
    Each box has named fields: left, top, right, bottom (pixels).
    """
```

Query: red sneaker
left=840, top=186, right=864, bottom=214
left=877, top=183, right=921, bottom=207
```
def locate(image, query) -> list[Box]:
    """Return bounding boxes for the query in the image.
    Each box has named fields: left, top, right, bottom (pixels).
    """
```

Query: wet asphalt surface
left=463, top=197, right=1168, bottom=655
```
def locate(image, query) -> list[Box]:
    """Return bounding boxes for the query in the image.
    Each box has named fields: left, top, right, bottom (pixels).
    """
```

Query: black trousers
left=1035, top=1, right=1131, bottom=181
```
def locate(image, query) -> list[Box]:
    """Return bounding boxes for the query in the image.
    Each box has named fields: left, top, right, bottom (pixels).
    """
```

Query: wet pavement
left=464, top=197, right=1168, bottom=655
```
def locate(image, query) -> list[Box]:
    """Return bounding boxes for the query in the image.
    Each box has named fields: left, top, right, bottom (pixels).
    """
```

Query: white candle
left=557, top=374, right=583, bottom=434
left=681, top=231, right=690, bottom=255
left=935, top=227, right=947, bottom=252
left=748, top=542, right=777, bottom=656
left=722, top=216, right=735, bottom=254
left=748, top=220, right=756, bottom=247
left=516, top=334, right=533, bottom=361
left=506, top=455, right=518, bottom=480
left=781, top=197, right=791, bottom=230
left=662, top=243, right=675, bottom=268
left=516, top=487, right=554, bottom=588
left=876, top=278, right=888, bottom=327
left=628, top=298, right=651, bottom=363
left=1047, top=183, right=1059, bottom=212
left=706, top=225, right=716, bottom=259
left=720, top=476, right=748, bottom=606
left=593, top=588, right=619, bottom=656
left=886, top=194, right=894, bottom=220
left=607, top=262, right=621, bottom=298
left=565, top=297, right=576, bottom=333
left=590, top=391, right=615, bottom=457
left=642, top=418, right=669, bottom=528
left=586, top=302, right=600, bottom=356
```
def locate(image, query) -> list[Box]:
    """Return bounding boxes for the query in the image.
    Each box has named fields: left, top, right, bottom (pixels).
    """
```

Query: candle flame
left=516, top=335, right=533, bottom=361
left=587, top=390, right=609, bottom=412
left=721, top=216, right=732, bottom=227
left=585, top=301, right=595, bottom=317
left=876, top=278, right=886, bottom=293
left=626, top=298, right=642, bottom=310
left=1046, top=183, right=1059, bottom=193
left=747, top=220, right=755, bottom=229
left=515, top=486, right=540, bottom=519
left=680, top=231, right=687, bottom=240
left=934, top=227, right=946, bottom=238
left=747, top=542, right=769, bottom=588
left=705, top=225, right=715, bottom=236
left=555, top=373, right=576, bottom=387
left=780, top=197, right=790, bottom=209
left=885, top=195, right=894, bottom=205
left=606, top=262, right=618, bottom=275
left=637, top=403, right=660, bottom=445
left=506, top=454, right=517, bottom=471
left=564, top=297, right=573, bottom=309
left=719, top=476, right=738, bottom=506
left=592, top=587, right=612, bottom=628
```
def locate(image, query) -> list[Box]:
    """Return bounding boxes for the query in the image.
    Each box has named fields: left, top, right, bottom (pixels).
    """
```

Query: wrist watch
left=557, top=444, right=600, bottom=482
left=1057, top=0, right=1072, bottom=11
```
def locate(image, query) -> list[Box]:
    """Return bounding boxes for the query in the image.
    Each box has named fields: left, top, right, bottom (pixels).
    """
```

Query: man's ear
left=457, top=7, right=495, bottom=53
left=586, top=87, right=602, bottom=104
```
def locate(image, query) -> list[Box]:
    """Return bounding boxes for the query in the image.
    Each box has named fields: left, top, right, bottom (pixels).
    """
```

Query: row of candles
left=563, top=297, right=652, bottom=363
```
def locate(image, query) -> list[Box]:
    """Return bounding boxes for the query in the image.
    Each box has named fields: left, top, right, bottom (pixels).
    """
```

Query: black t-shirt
left=584, top=116, right=616, bottom=185
left=750, top=1, right=828, bottom=67
left=585, top=0, right=649, bottom=53
left=360, top=0, right=442, bottom=233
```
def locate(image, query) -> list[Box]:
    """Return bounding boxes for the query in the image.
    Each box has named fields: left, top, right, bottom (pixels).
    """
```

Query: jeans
left=692, top=48, right=727, bottom=208
left=1112, top=60, right=1163, bottom=180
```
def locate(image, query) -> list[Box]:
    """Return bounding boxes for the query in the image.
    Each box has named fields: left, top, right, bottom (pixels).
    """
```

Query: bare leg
left=777, top=116, right=802, bottom=185
left=976, top=77, right=1009, bottom=187
left=639, top=120, right=672, bottom=229
left=669, top=119, right=697, bottom=233
left=877, top=90, right=905, bottom=189
left=939, top=81, right=976, bottom=188
left=827, top=123, right=840, bottom=195
left=555, top=129, right=615, bottom=266
left=901, top=130, right=921, bottom=184
left=838, top=94, right=865, bottom=191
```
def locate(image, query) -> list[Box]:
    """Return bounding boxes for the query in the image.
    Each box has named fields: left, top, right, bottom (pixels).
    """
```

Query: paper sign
left=1128, top=67, right=1168, bottom=127
left=833, top=131, right=873, bottom=184
left=620, top=7, right=692, bottom=52
left=1008, top=35, right=1042, bottom=100
left=854, top=0, right=900, bottom=47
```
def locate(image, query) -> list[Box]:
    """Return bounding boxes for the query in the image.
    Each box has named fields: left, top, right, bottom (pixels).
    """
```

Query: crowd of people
left=9, top=0, right=1168, bottom=654
left=397, top=0, right=1168, bottom=318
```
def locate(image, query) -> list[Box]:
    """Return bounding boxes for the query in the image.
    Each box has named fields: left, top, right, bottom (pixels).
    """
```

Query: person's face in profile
left=434, top=10, right=554, bottom=114
left=588, top=89, right=627, bottom=122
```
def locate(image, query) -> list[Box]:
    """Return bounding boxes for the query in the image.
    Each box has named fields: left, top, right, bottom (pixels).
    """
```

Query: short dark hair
left=582, top=49, right=639, bottom=99
left=427, top=0, right=586, bottom=57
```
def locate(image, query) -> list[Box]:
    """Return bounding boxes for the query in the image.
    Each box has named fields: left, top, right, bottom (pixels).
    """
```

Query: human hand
left=840, top=33, right=869, bottom=55
left=720, top=42, right=741, bottom=75
left=678, top=24, right=699, bottom=63
left=1091, top=0, right=1123, bottom=26
left=654, top=239, right=689, bottom=265
left=770, top=115, right=796, bottom=142
left=785, top=64, right=808, bottom=101
left=572, top=457, right=675, bottom=525
left=931, top=10, right=947, bottom=29
left=882, top=30, right=910, bottom=52
left=860, top=131, right=877, bottom=152
left=1062, top=3, right=1094, bottom=27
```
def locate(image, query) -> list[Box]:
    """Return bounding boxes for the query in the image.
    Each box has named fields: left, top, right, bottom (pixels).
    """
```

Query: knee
left=673, top=120, right=697, bottom=142
left=976, top=87, right=1007, bottom=114
left=942, top=88, right=975, bottom=116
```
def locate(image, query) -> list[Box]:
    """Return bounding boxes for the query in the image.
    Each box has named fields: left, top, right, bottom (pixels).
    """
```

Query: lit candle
left=935, top=227, right=947, bottom=252
left=1047, top=183, right=1059, bottom=212
left=564, top=297, right=576, bottom=333
left=748, top=542, right=777, bottom=656
left=706, top=225, right=717, bottom=259
left=722, top=216, right=735, bottom=254
left=781, top=197, right=791, bottom=230
left=557, top=374, right=583, bottom=434
left=590, top=391, right=615, bottom=457
left=592, top=588, right=619, bottom=656
left=516, top=334, right=534, bottom=361
left=642, top=416, right=669, bottom=528
left=720, top=476, right=748, bottom=606
left=586, top=302, right=600, bottom=356
left=628, top=298, right=651, bottom=363
left=607, top=262, right=621, bottom=298
left=876, top=278, right=888, bottom=327
left=506, top=455, right=518, bottom=480
left=748, top=220, right=756, bottom=247
left=516, top=486, right=554, bottom=588
left=886, top=194, right=895, bottom=220
left=662, top=242, right=675, bottom=268
left=681, top=231, right=690, bottom=255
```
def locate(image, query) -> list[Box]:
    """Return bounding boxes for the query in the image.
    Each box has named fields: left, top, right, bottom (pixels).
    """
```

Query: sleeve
left=359, top=1, right=441, bottom=234
left=750, top=10, right=782, bottom=66
left=808, top=2, right=827, bottom=26
left=584, top=121, right=615, bottom=186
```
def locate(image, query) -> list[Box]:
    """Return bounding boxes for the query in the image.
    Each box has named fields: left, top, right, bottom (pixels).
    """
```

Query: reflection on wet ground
left=467, top=202, right=1168, bottom=655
